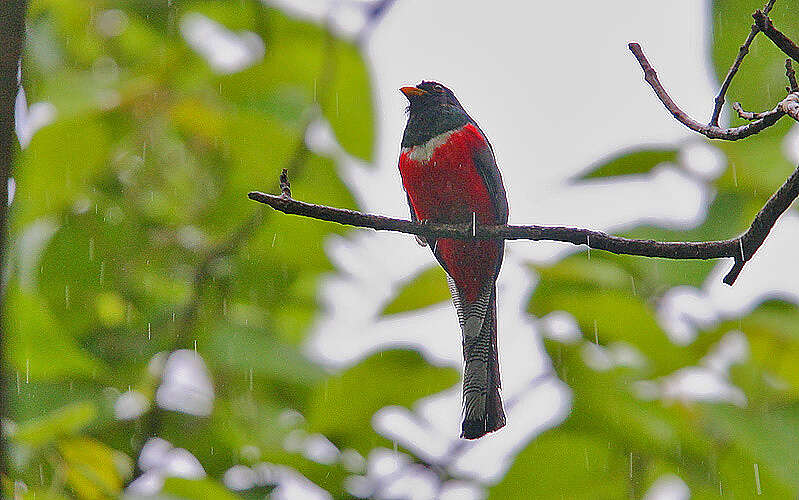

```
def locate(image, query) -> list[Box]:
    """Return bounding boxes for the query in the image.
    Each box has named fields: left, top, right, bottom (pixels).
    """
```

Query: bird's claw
left=416, top=219, right=429, bottom=247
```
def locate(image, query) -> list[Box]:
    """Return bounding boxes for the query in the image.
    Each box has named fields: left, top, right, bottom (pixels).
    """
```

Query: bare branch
left=249, top=159, right=799, bottom=286
left=248, top=190, right=729, bottom=255
left=628, top=42, right=785, bottom=140
left=709, top=0, right=778, bottom=126
left=753, top=9, right=799, bottom=64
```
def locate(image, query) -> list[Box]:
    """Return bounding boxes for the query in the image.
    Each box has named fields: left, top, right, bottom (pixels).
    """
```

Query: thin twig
left=628, top=42, right=786, bottom=140
left=787, top=59, right=798, bottom=93
left=280, top=168, right=292, bottom=198
left=249, top=158, right=799, bottom=286
left=732, top=101, right=775, bottom=120
left=358, top=0, right=398, bottom=45
left=709, top=0, right=778, bottom=126
left=732, top=91, right=799, bottom=121
left=753, top=9, right=799, bottom=64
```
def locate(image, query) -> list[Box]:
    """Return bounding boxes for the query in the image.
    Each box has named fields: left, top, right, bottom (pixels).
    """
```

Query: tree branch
left=628, top=42, right=787, bottom=140
left=752, top=9, right=799, bottom=64
left=249, top=158, right=799, bottom=286
left=0, top=0, right=28, bottom=482
left=709, top=0, right=778, bottom=126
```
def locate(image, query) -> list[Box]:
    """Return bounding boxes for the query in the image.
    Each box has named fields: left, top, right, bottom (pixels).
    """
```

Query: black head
left=400, top=81, right=471, bottom=148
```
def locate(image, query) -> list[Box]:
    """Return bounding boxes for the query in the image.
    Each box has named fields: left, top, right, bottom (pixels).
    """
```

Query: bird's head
left=400, top=81, right=470, bottom=147
left=400, top=81, right=463, bottom=112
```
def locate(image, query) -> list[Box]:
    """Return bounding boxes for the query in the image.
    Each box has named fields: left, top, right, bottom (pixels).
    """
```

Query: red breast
left=399, top=123, right=497, bottom=225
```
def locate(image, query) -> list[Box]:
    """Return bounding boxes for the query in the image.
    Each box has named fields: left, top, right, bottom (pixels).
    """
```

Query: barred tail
left=448, top=277, right=505, bottom=439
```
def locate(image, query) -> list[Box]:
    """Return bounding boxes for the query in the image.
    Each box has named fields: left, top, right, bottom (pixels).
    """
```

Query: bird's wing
left=405, top=192, right=428, bottom=247
left=471, top=135, right=509, bottom=225
left=470, top=132, right=508, bottom=280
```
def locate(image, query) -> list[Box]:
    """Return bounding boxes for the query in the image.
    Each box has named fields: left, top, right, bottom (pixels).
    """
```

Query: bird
left=398, top=81, right=508, bottom=439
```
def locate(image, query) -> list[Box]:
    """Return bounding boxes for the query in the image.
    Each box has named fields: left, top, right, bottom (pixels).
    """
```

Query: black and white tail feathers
left=447, top=275, right=506, bottom=439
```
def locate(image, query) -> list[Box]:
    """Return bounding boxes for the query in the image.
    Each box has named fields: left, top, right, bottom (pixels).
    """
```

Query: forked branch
left=627, top=42, right=791, bottom=140
left=753, top=9, right=799, bottom=64
left=709, top=0, right=778, bottom=126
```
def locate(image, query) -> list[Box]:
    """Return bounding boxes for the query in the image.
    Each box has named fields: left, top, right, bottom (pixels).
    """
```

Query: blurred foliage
left=380, top=266, right=449, bottom=316
left=6, top=0, right=799, bottom=499
left=7, top=0, right=434, bottom=498
left=575, top=148, right=677, bottom=180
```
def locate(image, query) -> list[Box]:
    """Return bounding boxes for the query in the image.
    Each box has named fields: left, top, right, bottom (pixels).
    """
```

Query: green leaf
left=744, top=303, right=799, bottom=395
left=703, top=403, right=799, bottom=497
left=536, top=340, right=718, bottom=497
left=35, top=70, right=119, bottom=120
left=549, top=341, right=713, bottom=463
left=210, top=108, right=297, bottom=228
left=576, top=148, right=677, bottom=180
left=263, top=9, right=374, bottom=161
left=381, top=266, right=450, bottom=315
left=490, top=431, right=628, bottom=499
left=15, top=0, right=379, bottom=495
left=13, top=117, right=109, bottom=227
left=14, top=402, right=97, bottom=448
left=163, top=478, right=243, bottom=500
left=305, top=350, right=459, bottom=453
left=530, top=254, right=713, bottom=376
left=700, top=300, right=799, bottom=400
left=207, top=322, right=325, bottom=386
left=37, top=206, right=149, bottom=337
left=204, top=7, right=375, bottom=161
left=19, top=491, right=71, bottom=500
left=619, top=191, right=753, bottom=290
left=324, top=40, right=375, bottom=161
left=58, top=438, right=125, bottom=500
left=236, top=153, right=359, bottom=343
left=5, top=284, right=105, bottom=380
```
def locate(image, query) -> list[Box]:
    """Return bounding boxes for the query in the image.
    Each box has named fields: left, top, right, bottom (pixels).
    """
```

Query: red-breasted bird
left=398, top=81, right=508, bottom=439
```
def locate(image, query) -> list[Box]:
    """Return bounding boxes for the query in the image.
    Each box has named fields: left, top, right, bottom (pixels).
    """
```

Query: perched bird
left=398, top=81, right=508, bottom=439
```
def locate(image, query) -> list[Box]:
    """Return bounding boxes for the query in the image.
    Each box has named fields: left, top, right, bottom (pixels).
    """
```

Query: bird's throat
left=400, top=128, right=458, bottom=163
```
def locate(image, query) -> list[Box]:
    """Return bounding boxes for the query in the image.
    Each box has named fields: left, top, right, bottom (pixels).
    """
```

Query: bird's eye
left=434, top=84, right=444, bottom=92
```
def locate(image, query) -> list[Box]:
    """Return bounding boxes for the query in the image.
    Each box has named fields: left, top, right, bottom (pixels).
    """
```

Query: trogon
left=398, top=81, right=508, bottom=439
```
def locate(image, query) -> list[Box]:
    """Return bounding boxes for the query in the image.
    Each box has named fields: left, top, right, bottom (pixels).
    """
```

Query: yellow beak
left=400, top=86, right=427, bottom=98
